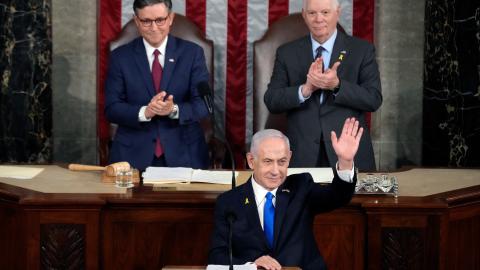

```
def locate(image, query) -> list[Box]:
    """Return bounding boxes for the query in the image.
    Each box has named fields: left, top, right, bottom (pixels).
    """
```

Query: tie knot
left=315, top=46, right=324, bottom=59
left=266, top=192, right=274, bottom=200
left=153, top=49, right=160, bottom=57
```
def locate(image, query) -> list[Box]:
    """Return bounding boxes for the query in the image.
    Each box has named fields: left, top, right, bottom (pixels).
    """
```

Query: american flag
left=98, top=0, right=374, bottom=167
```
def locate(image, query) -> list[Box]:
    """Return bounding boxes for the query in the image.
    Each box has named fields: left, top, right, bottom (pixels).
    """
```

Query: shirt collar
left=311, top=29, right=337, bottom=54
left=143, top=35, right=169, bottom=58
left=251, top=174, right=278, bottom=207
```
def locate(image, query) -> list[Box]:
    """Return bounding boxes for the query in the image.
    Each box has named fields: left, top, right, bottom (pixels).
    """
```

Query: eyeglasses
left=137, top=13, right=170, bottom=27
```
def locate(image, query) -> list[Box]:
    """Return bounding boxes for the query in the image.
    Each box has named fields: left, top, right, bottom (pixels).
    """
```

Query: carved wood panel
left=381, top=228, right=424, bottom=270
left=40, top=224, right=85, bottom=270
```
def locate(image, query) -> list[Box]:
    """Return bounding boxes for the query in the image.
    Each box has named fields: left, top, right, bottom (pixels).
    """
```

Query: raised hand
left=331, top=117, right=363, bottom=170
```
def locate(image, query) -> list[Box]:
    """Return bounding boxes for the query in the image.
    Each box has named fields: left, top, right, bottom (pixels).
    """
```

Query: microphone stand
left=205, top=92, right=236, bottom=189
left=226, top=211, right=236, bottom=270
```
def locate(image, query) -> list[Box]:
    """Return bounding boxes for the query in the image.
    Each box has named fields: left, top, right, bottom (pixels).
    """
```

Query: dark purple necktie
left=315, top=46, right=326, bottom=104
left=152, top=49, right=163, bottom=157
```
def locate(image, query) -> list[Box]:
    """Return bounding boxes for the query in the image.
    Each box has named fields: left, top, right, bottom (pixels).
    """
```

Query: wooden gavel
left=68, top=162, right=131, bottom=176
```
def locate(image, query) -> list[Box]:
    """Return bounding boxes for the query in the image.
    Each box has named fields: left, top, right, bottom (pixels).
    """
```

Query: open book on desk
left=143, top=167, right=238, bottom=185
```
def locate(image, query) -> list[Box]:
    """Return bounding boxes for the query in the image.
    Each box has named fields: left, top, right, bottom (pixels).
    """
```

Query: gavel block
left=101, top=169, right=141, bottom=184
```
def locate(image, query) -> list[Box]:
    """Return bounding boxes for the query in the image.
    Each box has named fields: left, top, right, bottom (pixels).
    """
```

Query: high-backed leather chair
left=253, top=13, right=346, bottom=133
left=253, top=13, right=309, bottom=133
left=108, top=14, right=222, bottom=168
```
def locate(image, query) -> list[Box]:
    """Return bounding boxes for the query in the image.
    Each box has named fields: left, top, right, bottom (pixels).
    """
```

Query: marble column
left=0, top=1, right=52, bottom=163
left=51, top=0, right=97, bottom=164
left=373, top=0, right=425, bottom=170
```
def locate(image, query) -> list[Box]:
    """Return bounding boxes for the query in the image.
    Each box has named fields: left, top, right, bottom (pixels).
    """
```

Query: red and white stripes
left=98, top=0, right=374, bottom=166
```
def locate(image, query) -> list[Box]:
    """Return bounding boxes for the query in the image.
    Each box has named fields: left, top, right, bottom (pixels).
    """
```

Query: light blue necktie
left=264, top=192, right=275, bottom=248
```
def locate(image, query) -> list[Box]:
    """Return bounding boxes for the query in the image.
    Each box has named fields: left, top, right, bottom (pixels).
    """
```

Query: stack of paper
left=142, top=167, right=238, bottom=185
left=287, top=167, right=334, bottom=183
left=0, top=165, right=44, bottom=179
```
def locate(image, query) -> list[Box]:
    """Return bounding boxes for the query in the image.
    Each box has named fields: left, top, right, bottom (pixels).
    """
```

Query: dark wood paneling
left=102, top=208, right=214, bottom=269
left=447, top=204, right=480, bottom=269
left=0, top=181, right=479, bottom=269
left=0, top=203, right=24, bottom=270
left=23, top=210, right=100, bottom=270
left=314, top=209, right=365, bottom=270
left=40, top=224, right=85, bottom=269
left=381, top=228, right=424, bottom=270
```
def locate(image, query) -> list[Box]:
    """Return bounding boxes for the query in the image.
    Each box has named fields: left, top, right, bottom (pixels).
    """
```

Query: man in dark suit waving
left=105, top=0, right=209, bottom=171
left=264, top=0, right=382, bottom=171
left=208, top=117, right=362, bottom=270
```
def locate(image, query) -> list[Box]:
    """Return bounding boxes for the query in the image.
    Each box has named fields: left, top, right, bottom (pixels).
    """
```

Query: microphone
left=225, top=210, right=237, bottom=270
left=197, top=81, right=213, bottom=114
left=197, top=81, right=236, bottom=189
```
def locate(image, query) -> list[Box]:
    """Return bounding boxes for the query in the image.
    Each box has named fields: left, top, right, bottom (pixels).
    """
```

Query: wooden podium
left=0, top=167, right=479, bottom=269
left=162, top=267, right=301, bottom=270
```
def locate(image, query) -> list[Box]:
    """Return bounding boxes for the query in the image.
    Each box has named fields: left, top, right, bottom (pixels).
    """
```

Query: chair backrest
left=253, top=13, right=309, bottom=133
left=110, top=14, right=214, bottom=86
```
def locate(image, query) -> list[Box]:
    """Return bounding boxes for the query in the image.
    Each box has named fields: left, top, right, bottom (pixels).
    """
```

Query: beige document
left=0, top=165, right=44, bottom=179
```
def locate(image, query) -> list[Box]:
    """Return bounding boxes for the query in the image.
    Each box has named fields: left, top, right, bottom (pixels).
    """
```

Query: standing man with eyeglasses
left=105, top=0, right=210, bottom=171
left=264, top=0, right=382, bottom=171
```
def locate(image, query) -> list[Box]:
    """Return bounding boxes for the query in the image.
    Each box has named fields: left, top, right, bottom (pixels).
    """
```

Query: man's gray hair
left=250, top=129, right=290, bottom=157
left=303, top=0, right=339, bottom=10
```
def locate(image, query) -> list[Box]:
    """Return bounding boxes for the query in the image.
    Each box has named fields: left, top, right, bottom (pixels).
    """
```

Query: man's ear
left=246, top=152, right=255, bottom=169
left=169, top=12, right=175, bottom=26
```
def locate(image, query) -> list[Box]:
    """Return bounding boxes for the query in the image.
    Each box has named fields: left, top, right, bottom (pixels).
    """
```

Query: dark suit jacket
left=264, top=31, right=382, bottom=171
left=208, top=170, right=356, bottom=270
left=105, top=35, right=209, bottom=171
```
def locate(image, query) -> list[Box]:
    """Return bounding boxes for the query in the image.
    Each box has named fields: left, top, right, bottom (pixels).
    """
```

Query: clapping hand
left=303, top=58, right=341, bottom=97
left=331, top=117, right=363, bottom=170
left=145, top=91, right=175, bottom=118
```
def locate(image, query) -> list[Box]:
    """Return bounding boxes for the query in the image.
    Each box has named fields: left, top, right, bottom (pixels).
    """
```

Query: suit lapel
left=273, top=182, right=291, bottom=250
left=296, top=36, right=314, bottom=80
left=323, top=31, right=348, bottom=107
left=242, top=178, right=271, bottom=250
left=133, top=38, right=156, bottom=97
left=329, top=31, right=347, bottom=77
left=161, top=35, right=177, bottom=91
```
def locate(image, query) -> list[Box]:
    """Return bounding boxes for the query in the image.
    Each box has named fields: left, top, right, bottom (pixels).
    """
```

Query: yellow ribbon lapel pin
left=338, top=50, right=347, bottom=62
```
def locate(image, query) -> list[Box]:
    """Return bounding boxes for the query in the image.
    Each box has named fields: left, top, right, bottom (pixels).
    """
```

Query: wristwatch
left=169, top=104, right=179, bottom=118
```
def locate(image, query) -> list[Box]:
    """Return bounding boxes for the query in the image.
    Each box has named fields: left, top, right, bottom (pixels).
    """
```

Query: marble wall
left=423, top=0, right=480, bottom=166
left=0, top=1, right=52, bottom=163
left=6, top=0, right=476, bottom=169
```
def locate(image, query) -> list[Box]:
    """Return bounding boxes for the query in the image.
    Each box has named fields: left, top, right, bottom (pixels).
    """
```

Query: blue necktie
left=264, top=192, right=275, bottom=248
